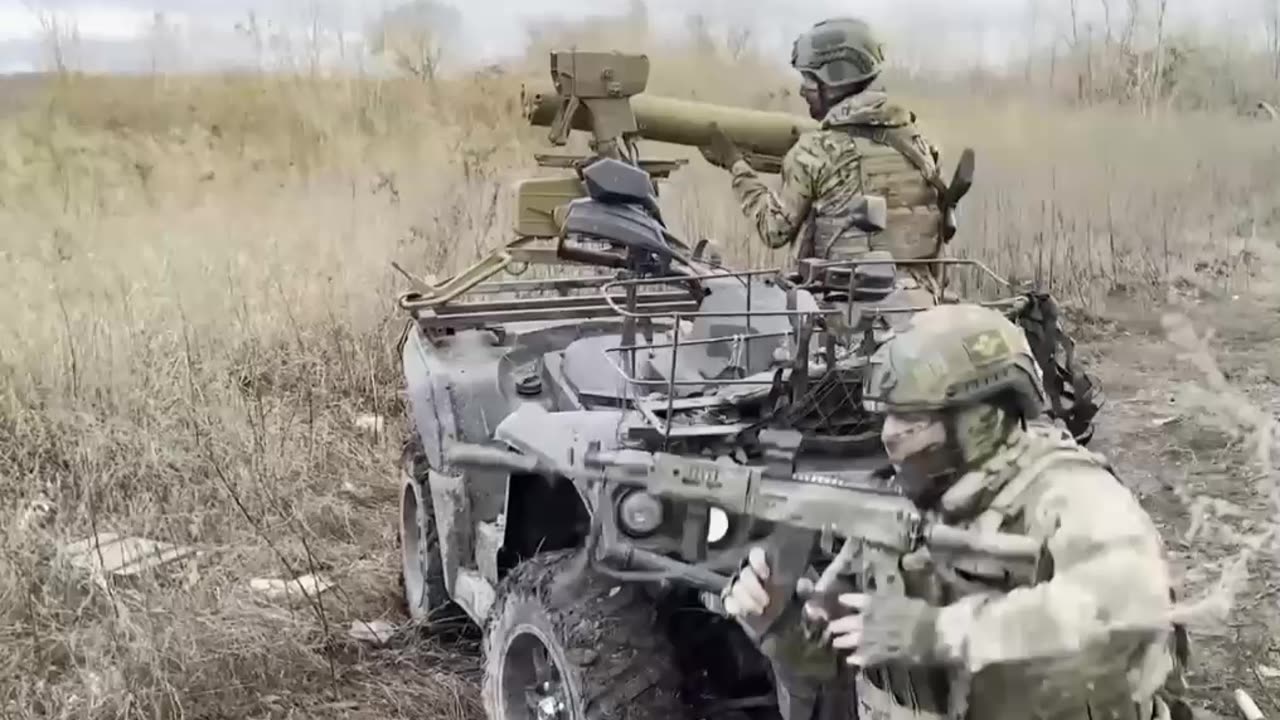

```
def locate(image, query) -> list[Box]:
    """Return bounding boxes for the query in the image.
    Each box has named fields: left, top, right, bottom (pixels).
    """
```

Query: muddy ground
left=1070, top=292, right=1280, bottom=719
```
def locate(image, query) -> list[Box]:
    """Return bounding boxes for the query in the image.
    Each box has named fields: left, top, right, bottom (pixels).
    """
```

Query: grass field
left=2, top=31, right=1280, bottom=720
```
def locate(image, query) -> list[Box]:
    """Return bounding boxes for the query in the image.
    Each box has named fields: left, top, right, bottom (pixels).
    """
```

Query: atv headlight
left=707, top=507, right=729, bottom=544
left=618, top=491, right=664, bottom=537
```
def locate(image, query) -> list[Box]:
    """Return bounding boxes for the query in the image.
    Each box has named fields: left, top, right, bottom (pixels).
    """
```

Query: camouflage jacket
left=728, top=90, right=946, bottom=267
left=755, top=424, right=1186, bottom=720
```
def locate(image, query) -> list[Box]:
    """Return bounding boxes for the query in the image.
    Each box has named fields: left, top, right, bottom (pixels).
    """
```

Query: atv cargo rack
left=396, top=243, right=1033, bottom=443
left=589, top=256, right=1030, bottom=440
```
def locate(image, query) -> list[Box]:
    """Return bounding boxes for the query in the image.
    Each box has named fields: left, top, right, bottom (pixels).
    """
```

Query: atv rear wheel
left=482, top=550, right=687, bottom=720
left=399, top=438, right=450, bottom=622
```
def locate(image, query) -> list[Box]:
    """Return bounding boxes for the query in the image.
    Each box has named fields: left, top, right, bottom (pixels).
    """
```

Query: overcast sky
left=0, top=0, right=1269, bottom=74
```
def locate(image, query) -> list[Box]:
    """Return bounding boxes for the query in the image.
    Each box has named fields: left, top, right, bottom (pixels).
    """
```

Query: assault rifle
left=445, top=427, right=1043, bottom=599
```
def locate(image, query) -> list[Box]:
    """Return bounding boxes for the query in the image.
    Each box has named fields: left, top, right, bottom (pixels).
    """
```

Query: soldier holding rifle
left=722, top=303, right=1191, bottom=720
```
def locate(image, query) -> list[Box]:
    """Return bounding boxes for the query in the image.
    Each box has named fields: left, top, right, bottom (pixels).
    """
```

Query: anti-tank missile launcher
left=521, top=51, right=818, bottom=173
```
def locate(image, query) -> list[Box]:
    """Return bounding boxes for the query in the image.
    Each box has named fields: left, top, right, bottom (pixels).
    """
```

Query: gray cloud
left=0, top=0, right=1268, bottom=74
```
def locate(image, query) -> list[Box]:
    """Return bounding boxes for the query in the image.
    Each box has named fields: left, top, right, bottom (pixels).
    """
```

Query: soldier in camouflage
left=700, top=17, right=953, bottom=301
left=722, top=304, right=1192, bottom=720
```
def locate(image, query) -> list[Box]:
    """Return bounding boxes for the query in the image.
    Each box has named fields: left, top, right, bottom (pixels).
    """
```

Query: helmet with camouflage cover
left=863, top=303, right=1047, bottom=420
left=791, top=17, right=886, bottom=90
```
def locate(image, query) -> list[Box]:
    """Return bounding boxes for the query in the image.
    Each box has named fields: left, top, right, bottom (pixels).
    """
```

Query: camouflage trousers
left=851, top=672, right=1176, bottom=720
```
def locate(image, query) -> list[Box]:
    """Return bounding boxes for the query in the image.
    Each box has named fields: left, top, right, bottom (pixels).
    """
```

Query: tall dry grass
left=1, top=36, right=1279, bottom=719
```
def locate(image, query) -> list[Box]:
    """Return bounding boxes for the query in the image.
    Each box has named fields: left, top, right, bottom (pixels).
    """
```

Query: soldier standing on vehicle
left=721, top=303, right=1192, bottom=720
left=700, top=17, right=954, bottom=301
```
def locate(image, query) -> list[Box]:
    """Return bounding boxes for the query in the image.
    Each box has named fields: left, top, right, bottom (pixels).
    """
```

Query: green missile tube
left=523, top=84, right=819, bottom=159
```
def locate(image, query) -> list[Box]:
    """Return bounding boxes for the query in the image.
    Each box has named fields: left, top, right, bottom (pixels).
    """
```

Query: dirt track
left=1078, top=293, right=1280, bottom=719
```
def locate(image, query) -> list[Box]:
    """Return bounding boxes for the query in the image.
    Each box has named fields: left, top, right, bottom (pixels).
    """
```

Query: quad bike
left=392, top=51, right=1103, bottom=720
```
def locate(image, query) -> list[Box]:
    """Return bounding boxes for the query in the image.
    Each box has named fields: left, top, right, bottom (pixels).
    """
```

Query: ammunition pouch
left=814, top=214, right=872, bottom=260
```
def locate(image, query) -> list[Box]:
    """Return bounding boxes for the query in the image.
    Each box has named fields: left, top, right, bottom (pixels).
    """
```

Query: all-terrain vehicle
left=392, top=51, right=1102, bottom=720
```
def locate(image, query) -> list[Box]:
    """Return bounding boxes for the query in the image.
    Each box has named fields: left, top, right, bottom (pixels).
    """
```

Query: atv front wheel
left=482, top=550, right=687, bottom=720
left=398, top=438, right=450, bottom=622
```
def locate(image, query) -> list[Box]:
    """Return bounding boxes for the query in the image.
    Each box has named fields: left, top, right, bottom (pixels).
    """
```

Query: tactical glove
left=700, top=122, right=744, bottom=170
left=796, top=576, right=859, bottom=644
left=821, top=593, right=942, bottom=667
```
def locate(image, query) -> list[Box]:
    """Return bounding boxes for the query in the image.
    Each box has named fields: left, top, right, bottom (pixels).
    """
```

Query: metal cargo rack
left=395, top=236, right=1034, bottom=442
left=589, top=257, right=1033, bottom=441
left=394, top=236, right=705, bottom=335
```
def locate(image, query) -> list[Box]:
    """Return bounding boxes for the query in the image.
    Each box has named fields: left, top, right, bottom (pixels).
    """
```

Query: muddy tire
left=398, top=435, right=451, bottom=622
left=482, top=550, right=687, bottom=720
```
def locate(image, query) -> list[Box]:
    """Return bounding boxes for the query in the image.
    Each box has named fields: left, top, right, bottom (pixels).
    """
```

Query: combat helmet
left=791, top=17, right=886, bottom=90
left=863, top=304, right=1047, bottom=421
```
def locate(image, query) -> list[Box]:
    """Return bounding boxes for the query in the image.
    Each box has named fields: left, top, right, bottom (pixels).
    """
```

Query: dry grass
left=1159, top=311, right=1278, bottom=623
left=1, top=34, right=1279, bottom=719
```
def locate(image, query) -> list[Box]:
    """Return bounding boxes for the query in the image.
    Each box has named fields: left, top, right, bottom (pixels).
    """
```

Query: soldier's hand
left=798, top=582, right=857, bottom=647
left=722, top=546, right=773, bottom=617
left=825, top=593, right=866, bottom=664
left=700, top=122, right=743, bottom=170
left=825, top=593, right=942, bottom=667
